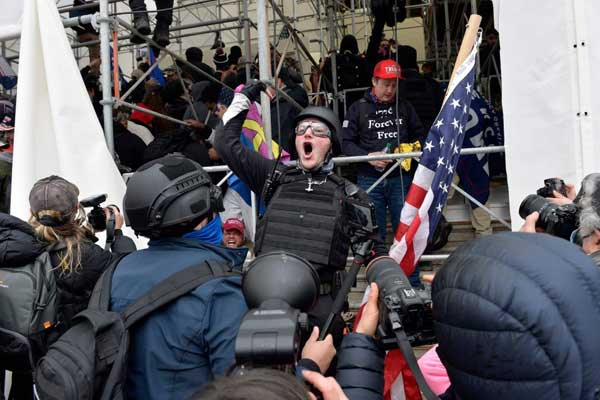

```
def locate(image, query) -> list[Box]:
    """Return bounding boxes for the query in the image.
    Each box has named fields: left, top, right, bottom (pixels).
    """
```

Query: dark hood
left=0, top=212, right=46, bottom=267
left=433, top=232, right=600, bottom=400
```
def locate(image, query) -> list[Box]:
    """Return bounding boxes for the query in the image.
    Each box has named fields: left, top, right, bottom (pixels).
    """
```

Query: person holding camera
left=214, top=80, right=386, bottom=346
left=0, top=175, right=135, bottom=398
left=520, top=175, right=600, bottom=266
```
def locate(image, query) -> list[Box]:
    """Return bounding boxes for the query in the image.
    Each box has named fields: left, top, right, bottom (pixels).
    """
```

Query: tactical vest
left=255, top=170, right=351, bottom=276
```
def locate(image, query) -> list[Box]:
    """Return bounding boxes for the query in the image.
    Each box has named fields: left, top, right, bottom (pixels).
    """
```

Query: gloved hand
left=241, top=79, right=267, bottom=103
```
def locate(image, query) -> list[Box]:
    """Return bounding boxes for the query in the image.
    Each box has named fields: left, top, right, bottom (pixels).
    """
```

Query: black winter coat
left=434, top=232, right=600, bottom=400
left=336, top=333, right=385, bottom=399
left=0, top=213, right=136, bottom=333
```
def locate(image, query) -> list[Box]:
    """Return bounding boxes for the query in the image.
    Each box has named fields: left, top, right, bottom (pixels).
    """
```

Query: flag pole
left=445, top=14, right=482, bottom=101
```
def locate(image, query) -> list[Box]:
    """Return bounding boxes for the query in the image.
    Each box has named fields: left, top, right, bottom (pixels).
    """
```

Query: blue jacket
left=110, top=237, right=248, bottom=400
left=342, top=91, right=425, bottom=178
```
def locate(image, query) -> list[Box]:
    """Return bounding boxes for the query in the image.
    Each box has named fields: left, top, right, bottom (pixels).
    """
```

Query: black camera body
left=80, top=194, right=108, bottom=231
left=519, top=194, right=579, bottom=240
left=366, top=257, right=435, bottom=348
left=537, top=178, right=568, bottom=198
left=235, top=252, right=320, bottom=368
left=235, top=299, right=309, bottom=367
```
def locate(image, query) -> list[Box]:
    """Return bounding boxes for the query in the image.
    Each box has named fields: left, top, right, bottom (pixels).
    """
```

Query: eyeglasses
left=295, top=121, right=331, bottom=137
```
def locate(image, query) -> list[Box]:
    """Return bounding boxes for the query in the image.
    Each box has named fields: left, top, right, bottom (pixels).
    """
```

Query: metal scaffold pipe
left=256, top=0, right=273, bottom=159
left=99, top=0, right=114, bottom=155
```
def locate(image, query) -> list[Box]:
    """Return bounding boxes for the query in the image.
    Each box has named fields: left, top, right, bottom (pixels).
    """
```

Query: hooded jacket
left=433, top=232, right=600, bottom=400
left=0, top=213, right=135, bottom=334
left=342, top=90, right=425, bottom=177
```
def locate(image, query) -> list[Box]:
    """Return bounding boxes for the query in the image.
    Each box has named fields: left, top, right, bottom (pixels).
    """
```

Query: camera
left=519, top=194, right=579, bottom=240
left=80, top=194, right=109, bottom=231
left=536, top=178, right=568, bottom=198
left=366, top=257, right=435, bottom=348
left=235, top=252, right=320, bottom=368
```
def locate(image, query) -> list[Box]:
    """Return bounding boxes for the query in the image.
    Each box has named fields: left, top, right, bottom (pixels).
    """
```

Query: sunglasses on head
left=295, top=120, right=331, bottom=137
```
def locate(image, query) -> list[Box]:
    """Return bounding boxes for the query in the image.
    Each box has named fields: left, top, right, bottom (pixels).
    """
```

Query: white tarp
left=493, top=0, right=600, bottom=229
left=11, top=0, right=142, bottom=246
left=0, top=0, right=24, bottom=40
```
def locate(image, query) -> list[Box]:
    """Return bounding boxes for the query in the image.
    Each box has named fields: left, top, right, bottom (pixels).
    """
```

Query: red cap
left=373, top=60, right=403, bottom=80
left=223, top=218, right=245, bottom=234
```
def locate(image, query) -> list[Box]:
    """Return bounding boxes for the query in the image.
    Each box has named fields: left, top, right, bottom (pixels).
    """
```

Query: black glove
left=241, top=79, right=267, bottom=103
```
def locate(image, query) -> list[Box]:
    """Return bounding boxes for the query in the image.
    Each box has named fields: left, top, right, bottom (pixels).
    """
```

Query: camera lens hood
left=243, top=251, right=320, bottom=312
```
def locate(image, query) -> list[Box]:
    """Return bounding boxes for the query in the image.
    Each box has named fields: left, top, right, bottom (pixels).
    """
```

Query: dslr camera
left=80, top=194, right=112, bottom=232
left=235, top=252, right=320, bottom=369
left=366, top=257, right=435, bottom=348
left=519, top=178, right=579, bottom=240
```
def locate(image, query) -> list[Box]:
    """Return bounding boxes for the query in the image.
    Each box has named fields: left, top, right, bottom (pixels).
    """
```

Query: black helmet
left=243, top=251, right=320, bottom=312
left=123, top=154, right=224, bottom=237
left=294, top=106, right=343, bottom=156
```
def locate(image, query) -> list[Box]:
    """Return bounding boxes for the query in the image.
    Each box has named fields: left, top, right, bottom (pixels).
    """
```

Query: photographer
left=214, top=80, right=386, bottom=345
left=432, top=232, right=600, bottom=400
left=0, top=175, right=135, bottom=398
left=520, top=174, right=600, bottom=266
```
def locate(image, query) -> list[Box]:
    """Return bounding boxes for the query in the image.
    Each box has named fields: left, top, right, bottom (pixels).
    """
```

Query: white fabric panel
left=11, top=0, right=144, bottom=247
left=0, top=0, right=24, bottom=40
left=492, top=0, right=600, bottom=229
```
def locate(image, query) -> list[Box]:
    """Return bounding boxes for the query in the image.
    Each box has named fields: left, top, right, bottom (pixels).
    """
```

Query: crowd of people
left=5, top=6, right=600, bottom=400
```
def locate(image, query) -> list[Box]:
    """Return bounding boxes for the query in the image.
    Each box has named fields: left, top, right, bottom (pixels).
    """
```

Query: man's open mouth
left=303, top=142, right=313, bottom=157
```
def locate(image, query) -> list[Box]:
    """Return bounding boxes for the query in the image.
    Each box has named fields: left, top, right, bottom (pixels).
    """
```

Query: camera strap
left=391, top=319, right=439, bottom=400
left=104, top=207, right=116, bottom=251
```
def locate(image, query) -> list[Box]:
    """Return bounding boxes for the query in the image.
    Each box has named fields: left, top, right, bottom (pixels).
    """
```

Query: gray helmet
left=123, top=154, right=223, bottom=237
left=294, top=106, right=343, bottom=156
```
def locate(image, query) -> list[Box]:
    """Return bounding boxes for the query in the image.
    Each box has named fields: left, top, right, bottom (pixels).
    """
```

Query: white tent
left=493, top=0, right=600, bottom=228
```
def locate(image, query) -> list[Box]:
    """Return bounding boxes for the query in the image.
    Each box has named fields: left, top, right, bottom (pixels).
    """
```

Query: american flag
left=355, top=34, right=481, bottom=400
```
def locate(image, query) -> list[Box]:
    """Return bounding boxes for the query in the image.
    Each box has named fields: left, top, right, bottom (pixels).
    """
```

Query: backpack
left=34, top=257, right=237, bottom=400
left=0, top=250, right=58, bottom=341
left=143, top=128, right=191, bottom=162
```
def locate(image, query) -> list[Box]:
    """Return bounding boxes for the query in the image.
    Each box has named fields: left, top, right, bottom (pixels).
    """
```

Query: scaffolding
left=0, top=0, right=504, bottom=256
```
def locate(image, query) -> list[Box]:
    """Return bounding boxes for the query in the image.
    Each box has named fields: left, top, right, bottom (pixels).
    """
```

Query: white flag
left=11, top=0, right=144, bottom=247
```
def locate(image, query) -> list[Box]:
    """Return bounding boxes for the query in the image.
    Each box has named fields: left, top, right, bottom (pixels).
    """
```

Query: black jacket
left=0, top=213, right=136, bottom=332
left=296, top=333, right=384, bottom=400
left=397, top=69, right=444, bottom=132
left=336, top=333, right=385, bottom=399
left=342, top=91, right=425, bottom=177
left=214, top=95, right=386, bottom=259
left=113, top=122, right=147, bottom=171
left=434, top=232, right=600, bottom=400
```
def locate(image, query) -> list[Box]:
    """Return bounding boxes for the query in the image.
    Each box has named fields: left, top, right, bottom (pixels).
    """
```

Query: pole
left=118, top=53, right=166, bottom=101
left=450, top=183, right=511, bottom=229
left=327, top=0, right=339, bottom=115
left=243, top=0, right=252, bottom=82
left=99, top=0, right=114, bottom=155
left=432, top=1, right=440, bottom=77
left=443, top=0, right=452, bottom=81
left=350, top=0, right=356, bottom=36
left=446, top=14, right=481, bottom=95
left=256, top=0, right=273, bottom=159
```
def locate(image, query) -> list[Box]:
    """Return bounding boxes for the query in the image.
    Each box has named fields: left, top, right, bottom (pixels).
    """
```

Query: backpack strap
left=88, top=254, right=128, bottom=311
left=121, top=260, right=235, bottom=328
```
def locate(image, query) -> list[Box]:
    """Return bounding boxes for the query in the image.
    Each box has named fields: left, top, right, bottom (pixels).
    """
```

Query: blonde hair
left=29, top=207, right=90, bottom=275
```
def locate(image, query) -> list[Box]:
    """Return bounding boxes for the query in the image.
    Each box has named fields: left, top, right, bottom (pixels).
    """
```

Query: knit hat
left=29, top=175, right=80, bottom=226
left=218, top=86, right=234, bottom=107
left=213, top=48, right=229, bottom=71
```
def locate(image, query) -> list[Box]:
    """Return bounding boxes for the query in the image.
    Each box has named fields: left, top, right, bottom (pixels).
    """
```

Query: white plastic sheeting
left=493, top=0, right=600, bottom=229
left=11, top=0, right=143, bottom=246
left=0, top=0, right=24, bottom=40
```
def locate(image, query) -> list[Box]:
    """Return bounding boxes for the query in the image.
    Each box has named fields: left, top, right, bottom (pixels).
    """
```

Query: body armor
left=255, top=169, right=351, bottom=277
